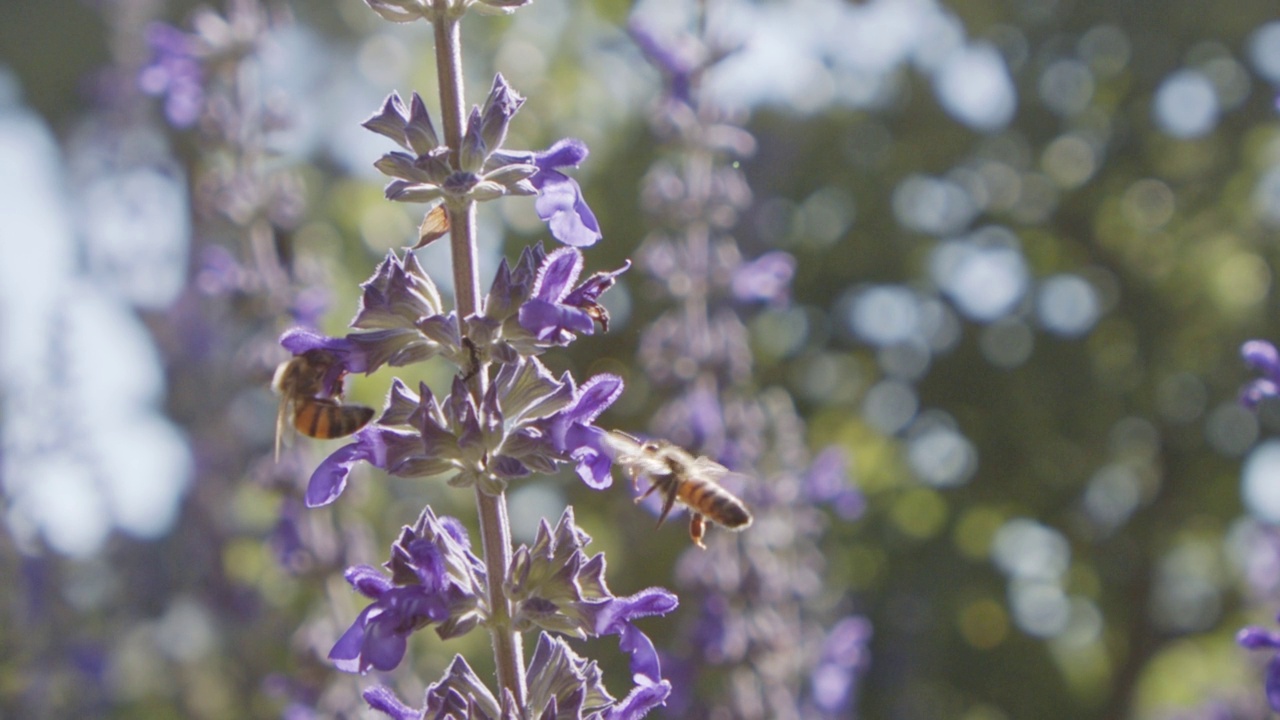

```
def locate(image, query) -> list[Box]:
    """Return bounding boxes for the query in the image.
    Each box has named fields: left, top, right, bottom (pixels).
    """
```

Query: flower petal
left=329, top=605, right=374, bottom=673
left=305, top=428, right=388, bottom=507
left=363, top=685, right=422, bottom=720
left=566, top=425, right=614, bottom=489
left=568, top=374, right=624, bottom=426
left=533, top=247, right=584, bottom=302
left=306, top=442, right=361, bottom=507
left=604, top=678, right=671, bottom=720
left=534, top=172, right=601, bottom=247
left=363, top=615, right=410, bottom=672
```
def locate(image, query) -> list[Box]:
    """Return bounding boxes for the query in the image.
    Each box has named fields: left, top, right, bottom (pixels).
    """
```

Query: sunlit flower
left=497, top=139, right=602, bottom=247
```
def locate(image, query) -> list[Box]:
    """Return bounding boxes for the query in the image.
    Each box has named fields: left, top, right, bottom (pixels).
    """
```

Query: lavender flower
left=365, top=634, right=660, bottom=720
left=299, top=333, right=625, bottom=503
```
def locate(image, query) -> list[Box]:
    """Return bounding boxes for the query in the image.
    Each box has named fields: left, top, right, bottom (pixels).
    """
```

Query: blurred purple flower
left=732, top=250, right=796, bottom=305
left=628, top=22, right=699, bottom=105
left=809, top=616, right=872, bottom=716
left=804, top=446, right=864, bottom=520
left=1242, top=339, right=1280, bottom=408
left=138, top=22, right=204, bottom=128
left=1238, top=618, right=1280, bottom=710
left=194, top=245, right=246, bottom=295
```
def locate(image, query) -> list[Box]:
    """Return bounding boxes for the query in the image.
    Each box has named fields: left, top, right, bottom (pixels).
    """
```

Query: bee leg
left=689, top=513, right=706, bottom=549
left=635, top=477, right=661, bottom=502
left=655, top=483, right=678, bottom=528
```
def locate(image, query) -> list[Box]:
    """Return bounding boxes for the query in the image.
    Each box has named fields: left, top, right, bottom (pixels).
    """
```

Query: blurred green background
left=5, top=0, right=1280, bottom=718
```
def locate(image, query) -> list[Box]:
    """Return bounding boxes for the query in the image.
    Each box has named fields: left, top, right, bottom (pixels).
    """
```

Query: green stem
left=432, top=3, right=526, bottom=707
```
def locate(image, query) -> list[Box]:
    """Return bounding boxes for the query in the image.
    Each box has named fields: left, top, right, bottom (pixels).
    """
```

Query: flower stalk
left=429, top=5, right=526, bottom=707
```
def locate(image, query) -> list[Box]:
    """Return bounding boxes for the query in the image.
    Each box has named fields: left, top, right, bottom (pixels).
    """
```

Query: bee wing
left=601, top=431, right=654, bottom=466
left=685, top=455, right=732, bottom=481
left=601, top=430, right=643, bottom=455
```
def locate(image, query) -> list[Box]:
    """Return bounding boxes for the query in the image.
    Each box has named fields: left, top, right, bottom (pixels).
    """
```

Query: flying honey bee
left=604, top=432, right=753, bottom=548
left=273, top=349, right=375, bottom=460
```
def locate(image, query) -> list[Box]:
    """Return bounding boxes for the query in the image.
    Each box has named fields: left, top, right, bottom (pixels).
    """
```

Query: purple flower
left=586, top=588, right=678, bottom=685
left=497, top=139, right=602, bottom=247
left=519, top=247, right=630, bottom=346
left=809, top=616, right=872, bottom=715
left=503, top=509, right=675, bottom=717
left=804, top=446, right=864, bottom=521
left=362, top=91, right=440, bottom=156
left=540, top=374, right=625, bottom=488
left=305, top=425, right=391, bottom=507
left=366, top=90, right=536, bottom=205
left=1242, top=339, right=1280, bottom=408
left=330, top=509, right=483, bottom=674
left=628, top=22, right=699, bottom=105
left=484, top=243, right=549, bottom=323
left=330, top=566, right=448, bottom=674
left=362, top=685, right=420, bottom=720
left=732, top=250, right=796, bottom=305
left=138, top=22, right=204, bottom=128
left=1238, top=618, right=1280, bottom=710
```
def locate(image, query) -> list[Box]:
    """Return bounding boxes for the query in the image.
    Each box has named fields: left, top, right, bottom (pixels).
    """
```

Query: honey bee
left=273, top=349, right=375, bottom=459
left=604, top=432, right=753, bottom=548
